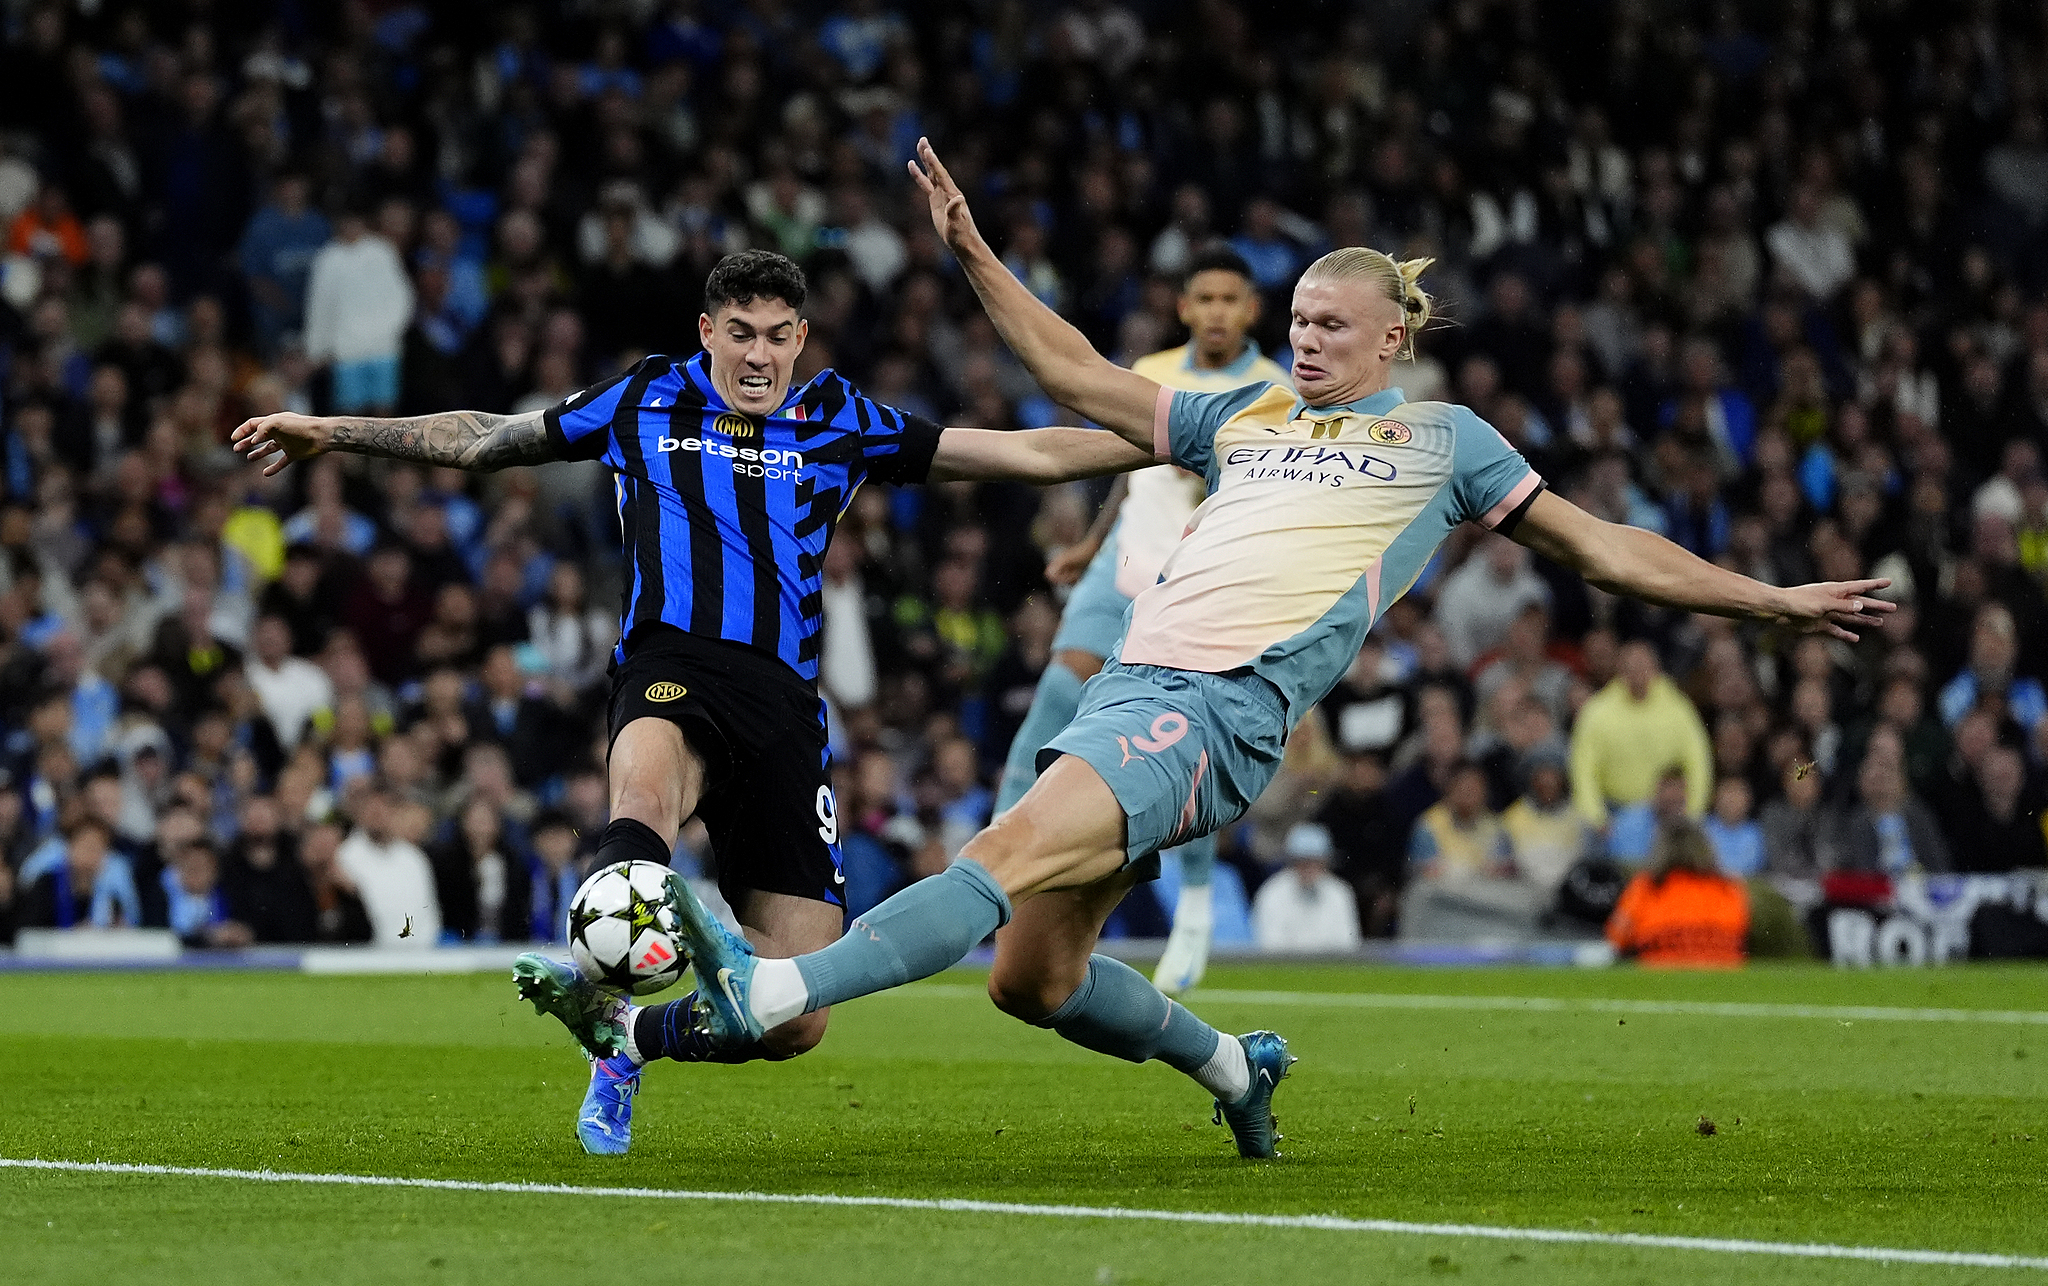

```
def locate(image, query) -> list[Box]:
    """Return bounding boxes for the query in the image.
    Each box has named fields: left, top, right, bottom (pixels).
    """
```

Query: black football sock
left=596, top=817, right=673, bottom=868
left=633, top=994, right=769, bottom=1064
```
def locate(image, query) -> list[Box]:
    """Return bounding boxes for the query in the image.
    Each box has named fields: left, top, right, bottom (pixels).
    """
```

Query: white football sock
left=1174, top=883, right=1214, bottom=926
left=1193, top=1032, right=1251, bottom=1103
left=619, top=1005, right=648, bottom=1066
left=748, top=957, right=810, bottom=1031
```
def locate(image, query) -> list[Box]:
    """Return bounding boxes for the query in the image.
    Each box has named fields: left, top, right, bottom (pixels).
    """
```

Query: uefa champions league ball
left=567, top=860, right=689, bottom=996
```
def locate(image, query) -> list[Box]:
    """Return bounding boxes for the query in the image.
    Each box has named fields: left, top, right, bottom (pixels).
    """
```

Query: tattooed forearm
left=327, top=409, right=554, bottom=471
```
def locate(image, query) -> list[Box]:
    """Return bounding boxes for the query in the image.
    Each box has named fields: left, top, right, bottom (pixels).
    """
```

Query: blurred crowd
left=0, top=0, right=2045, bottom=958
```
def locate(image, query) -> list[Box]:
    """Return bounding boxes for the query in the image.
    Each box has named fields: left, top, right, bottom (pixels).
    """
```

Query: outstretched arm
left=927, top=425, right=1154, bottom=485
left=909, top=139, right=1163, bottom=452
left=1511, top=489, right=1895, bottom=642
left=230, top=409, right=555, bottom=476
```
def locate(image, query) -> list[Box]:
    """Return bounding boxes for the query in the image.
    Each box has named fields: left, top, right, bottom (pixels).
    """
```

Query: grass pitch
left=1, top=962, right=2044, bottom=1285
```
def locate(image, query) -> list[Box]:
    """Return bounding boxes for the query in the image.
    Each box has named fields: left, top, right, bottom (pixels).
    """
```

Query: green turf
left=2, top=962, right=2044, bottom=1284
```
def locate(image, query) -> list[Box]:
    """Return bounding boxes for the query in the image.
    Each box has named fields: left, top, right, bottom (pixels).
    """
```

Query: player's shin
left=993, top=660, right=1088, bottom=814
left=1037, top=954, right=1251, bottom=1103
left=747, top=858, right=1013, bottom=1030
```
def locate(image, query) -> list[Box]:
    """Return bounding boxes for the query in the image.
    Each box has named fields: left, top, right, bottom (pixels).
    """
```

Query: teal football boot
left=513, top=953, right=630, bottom=1059
left=661, top=872, right=767, bottom=1047
left=1213, top=1030, right=1296, bottom=1159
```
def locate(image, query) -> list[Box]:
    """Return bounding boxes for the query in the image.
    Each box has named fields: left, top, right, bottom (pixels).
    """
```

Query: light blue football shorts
left=1049, top=523, right=1134, bottom=660
left=1040, top=658, right=1289, bottom=868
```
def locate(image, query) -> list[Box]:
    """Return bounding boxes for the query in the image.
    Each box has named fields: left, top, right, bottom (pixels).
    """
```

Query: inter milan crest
left=713, top=412, right=759, bottom=438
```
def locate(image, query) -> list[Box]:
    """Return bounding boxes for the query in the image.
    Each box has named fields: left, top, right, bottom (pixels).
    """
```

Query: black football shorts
left=607, top=624, right=845, bottom=909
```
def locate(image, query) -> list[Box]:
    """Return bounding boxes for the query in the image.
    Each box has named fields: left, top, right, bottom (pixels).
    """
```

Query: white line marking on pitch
left=3, top=1158, right=2042, bottom=1271
left=905, top=984, right=2048, bottom=1026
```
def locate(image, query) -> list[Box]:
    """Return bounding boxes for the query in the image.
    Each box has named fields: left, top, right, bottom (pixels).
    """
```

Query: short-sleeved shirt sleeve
left=543, top=365, right=643, bottom=463
left=1449, top=406, right=1545, bottom=534
left=806, top=373, right=944, bottom=486
left=858, top=401, right=944, bottom=486
left=1160, top=383, right=1271, bottom=478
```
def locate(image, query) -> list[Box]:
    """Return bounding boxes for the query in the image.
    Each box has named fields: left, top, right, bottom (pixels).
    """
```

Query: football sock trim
left=1195, top=1031, right=1252, bottom=1103
left=596, top=817, right=673, bottom=868
left=633, top=994, right=771, bottom=1064
left=748, top=961, right=810, bottom=1032
left=621, top=1005, right=648, bottom=1066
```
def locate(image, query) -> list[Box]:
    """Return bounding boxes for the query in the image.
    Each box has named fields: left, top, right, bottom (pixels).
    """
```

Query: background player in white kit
left=996, top=245, right=1288, bottom=995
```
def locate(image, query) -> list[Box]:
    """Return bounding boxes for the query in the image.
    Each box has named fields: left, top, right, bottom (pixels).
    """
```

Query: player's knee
left=987, top=972, right=1075, bottom=1025
left=761, top=1008, right=828, bottom=1059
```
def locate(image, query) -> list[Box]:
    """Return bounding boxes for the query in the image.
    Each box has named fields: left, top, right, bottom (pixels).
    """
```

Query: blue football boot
left=512, top=953, right=630, bottom=1059
left=576, top=1051, right=642, bottom=1156
left=661, top=872, right=766, bottom=1047
left=1213, top=1030, right=1296, bottom=1159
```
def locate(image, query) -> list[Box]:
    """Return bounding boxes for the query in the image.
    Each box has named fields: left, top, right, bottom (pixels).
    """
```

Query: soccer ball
left=566, top=860, right=689, bottom=996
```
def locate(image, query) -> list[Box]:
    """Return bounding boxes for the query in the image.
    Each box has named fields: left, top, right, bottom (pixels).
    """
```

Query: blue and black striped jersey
left=544, top=352, right=944, bottom=682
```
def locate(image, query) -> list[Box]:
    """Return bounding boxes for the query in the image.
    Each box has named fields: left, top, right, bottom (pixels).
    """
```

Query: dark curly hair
left=704, top=249, right=808, bottom=315
left=1182, top=244, right=1256, bottom=287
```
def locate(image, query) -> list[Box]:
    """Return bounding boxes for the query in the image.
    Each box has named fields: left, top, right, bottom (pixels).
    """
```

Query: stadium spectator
left=1500, top=747, right=1591, bottom=898
left=524, top=811, right=585, bottom=945
left=467, top=645, right=567, bottom=790
left=1407, top=761, right=1510, bottom=884
left=1316, top=749, right=1401, bottom=938
left=18, top=816, right=139, bottom=929
left=1701, top=776, right=1765, bottom=878
left=343, top=546, right=434, bottom=686
left=1759, top=753, right=1834, bottom=907
left=237, top=173, right=330, bottom=356
left=335, top=786, right=439, bottom=947
left=1937, top=603, right=2047, bottom=733
left=244, top=613, right=332, bottom=750
left=1950, top=746, right=2048, bottom=875
left=223, top=794, right=315, bottom=944
left=526, top=563, right=614, bottom=697
left=299, top=820, right=372, bottom=945
left=1433, top=535, right=1550, bottom=671
left=1472, top=604, right=1573, bottom=729
left=303, top=205, right=413, bottom=415
left=432, top=797, right=532, bottom=944
left=163, top=839, right=252, bottom=949
left=1570, top=641, right=1712, bottom=830
left=1605, top=820, right=1750, bottom=968
left=1250, top=822, right=1362, bottom=953
left=1834, top=728, right=1950, bottom=877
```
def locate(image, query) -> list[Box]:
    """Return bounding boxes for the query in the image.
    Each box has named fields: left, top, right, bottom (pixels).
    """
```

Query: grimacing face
left=699, top=296, right=808, bottom=416
left=1286, top=275, right=1407, bottom=407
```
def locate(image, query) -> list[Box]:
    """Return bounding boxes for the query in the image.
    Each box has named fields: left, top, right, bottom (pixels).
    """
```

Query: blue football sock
left=994, top=657, right=1088, bottom=814
left=1040, top=953, right=1222, bottom=1073
left=633, top=994, right=768, bottom=1064
left=793, top=859, right=1012, bottom=1013
left=1170, top=831, right=1216, bottom=889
